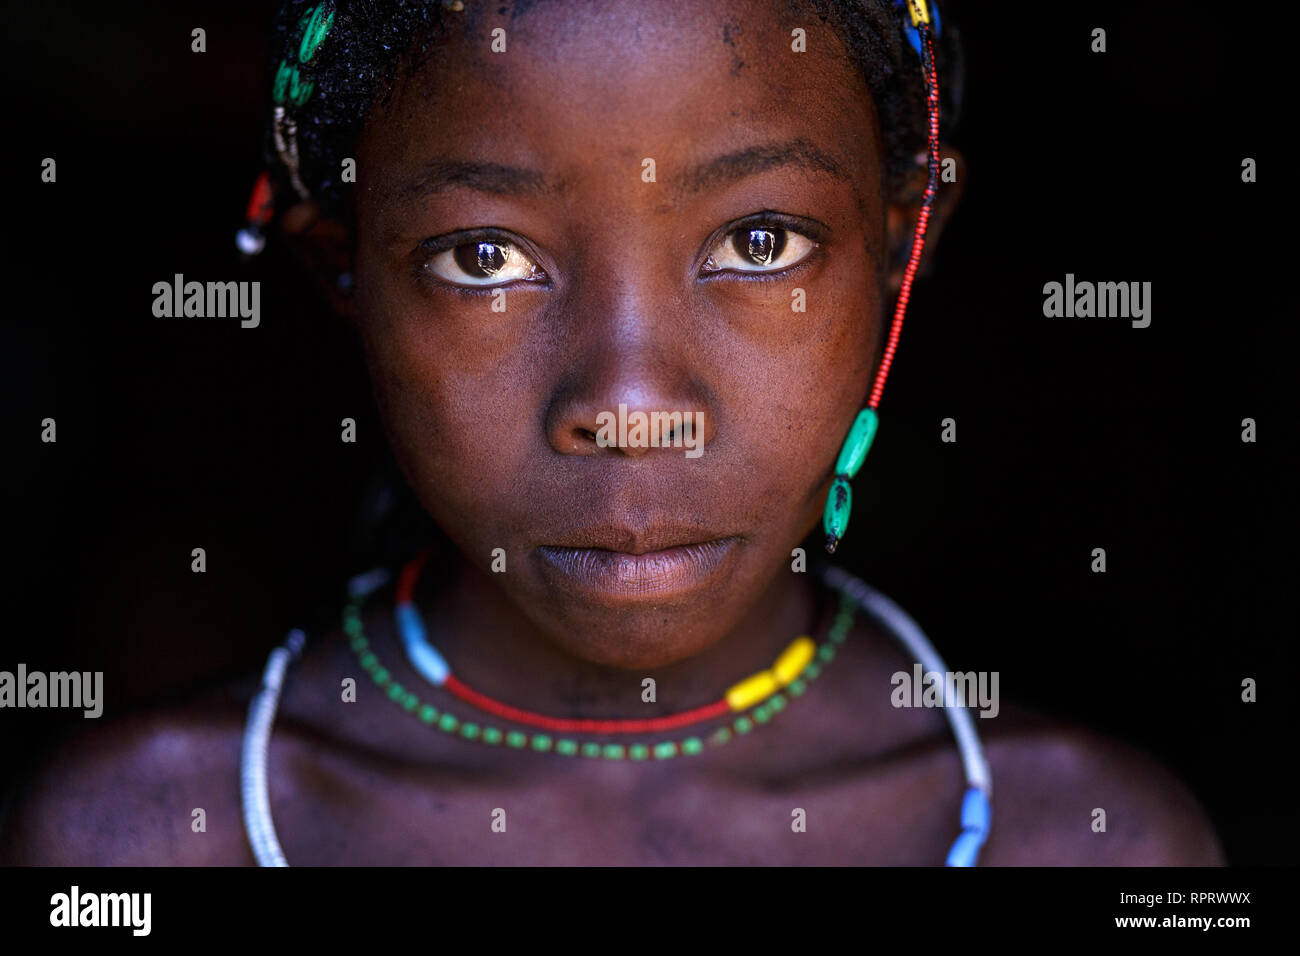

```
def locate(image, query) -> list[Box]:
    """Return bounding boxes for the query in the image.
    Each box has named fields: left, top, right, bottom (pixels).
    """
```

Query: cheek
left=353, top=274, right=545, bottom=534
left=712, top=246, right=881, bottom=506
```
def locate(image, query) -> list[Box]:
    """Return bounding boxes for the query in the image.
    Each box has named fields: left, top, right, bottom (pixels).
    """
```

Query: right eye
left=424, top=239, right=546, bottom=287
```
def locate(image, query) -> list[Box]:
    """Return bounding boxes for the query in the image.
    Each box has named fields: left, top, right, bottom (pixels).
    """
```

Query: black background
left=2, top=1, right=1293, bottom=864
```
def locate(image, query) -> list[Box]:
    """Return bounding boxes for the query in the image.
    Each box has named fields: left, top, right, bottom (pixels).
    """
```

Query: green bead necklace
left=345, top=589, right=857, bottom=761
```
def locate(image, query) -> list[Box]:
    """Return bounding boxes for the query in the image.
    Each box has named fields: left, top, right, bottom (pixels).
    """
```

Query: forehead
left=360, top=0, right=883, bottom=209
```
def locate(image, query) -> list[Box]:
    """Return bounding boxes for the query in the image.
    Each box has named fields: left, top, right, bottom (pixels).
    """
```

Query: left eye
left=702, top=226, right=816, bottom=275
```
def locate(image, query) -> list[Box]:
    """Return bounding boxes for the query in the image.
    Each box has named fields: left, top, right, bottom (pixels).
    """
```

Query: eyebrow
left=388, top=139, right=847, bottom=204
left=391, top=159, right=559, bottom=203
left=680, top=139, right=848, bottom=194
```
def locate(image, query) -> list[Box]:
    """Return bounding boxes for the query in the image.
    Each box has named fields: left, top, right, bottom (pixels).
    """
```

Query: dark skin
left=1, top=0, right=1223, bottom=865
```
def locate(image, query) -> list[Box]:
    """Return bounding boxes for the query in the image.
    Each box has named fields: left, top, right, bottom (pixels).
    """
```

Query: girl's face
left=351, top=0, right=888, bottom=669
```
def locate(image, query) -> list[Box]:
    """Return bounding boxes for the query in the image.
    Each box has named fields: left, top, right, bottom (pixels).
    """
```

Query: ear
left=280, top=200, right=358, bottom=324
left=883, top=144, right=965, bottom=297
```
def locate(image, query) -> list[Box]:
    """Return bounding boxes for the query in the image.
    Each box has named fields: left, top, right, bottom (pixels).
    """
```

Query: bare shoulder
left=977, top=710, right=1225, bottom=866
left=0, top=613, right=391, bottom=867
left=0, top=685, right=258, bottom=866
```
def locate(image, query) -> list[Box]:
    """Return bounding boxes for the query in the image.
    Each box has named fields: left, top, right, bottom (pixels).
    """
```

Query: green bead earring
left=823, top=408, right=878, bottom=554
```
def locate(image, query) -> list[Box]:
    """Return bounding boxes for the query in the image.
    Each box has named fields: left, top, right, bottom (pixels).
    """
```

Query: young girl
left=3, top=0, right=1222, bottom=865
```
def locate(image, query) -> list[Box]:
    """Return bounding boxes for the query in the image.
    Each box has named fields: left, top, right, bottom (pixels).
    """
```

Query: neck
left=404, top=553, right=830, bottom=719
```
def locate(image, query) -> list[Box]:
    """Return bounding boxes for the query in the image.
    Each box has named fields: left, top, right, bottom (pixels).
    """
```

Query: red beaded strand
left=867, top=24, right=941, bottom=412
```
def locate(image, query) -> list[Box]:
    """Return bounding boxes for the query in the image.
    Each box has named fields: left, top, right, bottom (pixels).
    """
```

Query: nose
left=543, top=283, right=718, bottom=459
left=546, top=386, right=717, bottom=458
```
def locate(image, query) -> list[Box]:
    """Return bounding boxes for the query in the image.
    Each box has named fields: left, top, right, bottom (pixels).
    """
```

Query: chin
left=518, top=577, right=752, bottom=671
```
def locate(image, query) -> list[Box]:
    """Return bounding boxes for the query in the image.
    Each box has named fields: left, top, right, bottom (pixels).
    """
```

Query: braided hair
left=250, top=0, right=963, bottom=232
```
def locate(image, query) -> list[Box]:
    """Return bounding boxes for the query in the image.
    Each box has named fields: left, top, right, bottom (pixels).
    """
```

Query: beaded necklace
left=344, top=553, right=856, bottom=760
left=241, top=561, right=992, bottom=866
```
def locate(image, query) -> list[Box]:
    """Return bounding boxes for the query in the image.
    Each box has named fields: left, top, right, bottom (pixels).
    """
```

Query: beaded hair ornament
left=234, top=1, right=339, bottom=255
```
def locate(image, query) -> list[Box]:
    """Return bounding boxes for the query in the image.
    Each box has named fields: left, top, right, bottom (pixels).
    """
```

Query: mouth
left=534, top=529, right=740, bottom=606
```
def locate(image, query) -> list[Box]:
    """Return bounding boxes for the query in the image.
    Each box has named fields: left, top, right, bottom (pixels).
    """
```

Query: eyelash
left=414, top=213, right=826, bottom=292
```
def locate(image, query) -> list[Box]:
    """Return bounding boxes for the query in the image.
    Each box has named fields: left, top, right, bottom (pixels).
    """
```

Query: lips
left=534, top=527, right=740, bottom=605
